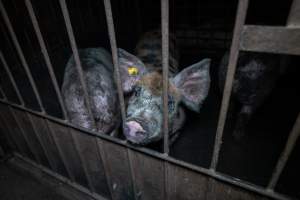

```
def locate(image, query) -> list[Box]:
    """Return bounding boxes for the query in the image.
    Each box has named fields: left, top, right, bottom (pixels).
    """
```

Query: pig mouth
left=124, top=118, right=150, bottom=144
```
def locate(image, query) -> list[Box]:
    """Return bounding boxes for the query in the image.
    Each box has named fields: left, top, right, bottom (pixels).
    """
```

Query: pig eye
left=134, top=86, right=142, bottom=97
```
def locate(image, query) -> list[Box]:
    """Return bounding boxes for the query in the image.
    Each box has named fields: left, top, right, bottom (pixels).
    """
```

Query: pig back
left=135, top=30, right=179, bottom=76
left=62, top=48, right=120, bottom=134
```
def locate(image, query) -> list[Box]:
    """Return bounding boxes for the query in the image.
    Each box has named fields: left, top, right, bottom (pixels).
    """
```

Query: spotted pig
left=219, top=52, right=282, bottom=139
left=118, top=30, right=211, bottom=145
left=62, top=48, right=120, bottom=134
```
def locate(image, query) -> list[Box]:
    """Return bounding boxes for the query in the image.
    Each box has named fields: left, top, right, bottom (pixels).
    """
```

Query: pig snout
left=124, top=121, right=148, bottom=144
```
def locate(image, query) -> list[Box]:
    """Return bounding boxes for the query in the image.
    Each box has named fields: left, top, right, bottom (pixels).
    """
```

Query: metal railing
left=0, top=0, right=299, bottom=199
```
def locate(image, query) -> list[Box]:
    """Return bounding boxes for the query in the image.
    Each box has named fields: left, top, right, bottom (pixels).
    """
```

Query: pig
left=118, top=30, right=211, bottom=145
left=62, top=48, right=120, bottom=134
left=219, top=52, right=282, bottom=140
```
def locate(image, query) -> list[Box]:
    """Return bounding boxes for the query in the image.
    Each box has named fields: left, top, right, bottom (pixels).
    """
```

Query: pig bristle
left=138, top=72, right=180, bottom=98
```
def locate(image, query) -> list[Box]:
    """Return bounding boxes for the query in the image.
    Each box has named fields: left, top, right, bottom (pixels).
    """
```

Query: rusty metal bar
left=13, top=153, right=106, bottom=200
left=45, top=119, right=76, bottom=182
left=96, top=138, right=115, bottom=200
left=211, top=0, right=249, bottom=170
left=287, top=0, right=300, bottom=27
left=28, top=113, right=56, bottom=171
left=0, top=1, right=45, bottom=112
left=0, top=98, right=295, bottom=200
left=58, top=0, right=96, bottom=128
left=240, top=25, right=300, bottom=55
left=24, top=0, right=68, bottom=120
left=267, top=112, right=300, bottom=190
left=161, top=0, right=170, bottom=154
left=70, top=130, right=96, bottom=193
left=0, top=51, right=25, bottom=105
left=103, top=0, right=126, bottom=125
left=9, top=107, right=42, bottom=164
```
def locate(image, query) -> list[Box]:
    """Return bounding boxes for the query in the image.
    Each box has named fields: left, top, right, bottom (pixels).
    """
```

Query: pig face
left=118, top=49, right=211, bottom=145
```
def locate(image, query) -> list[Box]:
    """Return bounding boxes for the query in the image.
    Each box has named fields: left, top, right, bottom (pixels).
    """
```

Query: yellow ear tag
left=128, top=66, right=139, bottom=76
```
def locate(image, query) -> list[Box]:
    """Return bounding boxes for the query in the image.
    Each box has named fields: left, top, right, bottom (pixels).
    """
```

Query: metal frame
left=0, top=0, right=299, bottom=199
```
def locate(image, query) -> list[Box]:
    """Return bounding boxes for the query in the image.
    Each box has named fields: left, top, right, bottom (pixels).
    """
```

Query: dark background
left=0, top=0, right=299, bottom=198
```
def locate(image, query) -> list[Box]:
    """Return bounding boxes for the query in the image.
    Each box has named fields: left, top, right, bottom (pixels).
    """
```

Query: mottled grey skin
left=219, top=52, right=281, bottom=139
left=62, top=48, right=120, bottom=134
left=118, top=30, right=211, bottom=145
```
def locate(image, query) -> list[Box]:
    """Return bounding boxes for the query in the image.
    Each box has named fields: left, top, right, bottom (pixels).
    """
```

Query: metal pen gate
left=0, top=0, right=299, bottom=199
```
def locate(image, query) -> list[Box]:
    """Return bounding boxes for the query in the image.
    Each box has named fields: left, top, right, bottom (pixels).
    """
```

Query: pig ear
left=172, top=59, right=211, bottom=112
left=118, top=48, right=148, bottom=93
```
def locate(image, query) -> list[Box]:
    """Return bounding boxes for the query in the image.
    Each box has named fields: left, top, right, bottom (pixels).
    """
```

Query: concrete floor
left=0, top=161, right=68, bottom=200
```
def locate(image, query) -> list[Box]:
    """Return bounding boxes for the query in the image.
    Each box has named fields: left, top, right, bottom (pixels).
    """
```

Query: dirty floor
left=0, top=161, right=68, bottom=200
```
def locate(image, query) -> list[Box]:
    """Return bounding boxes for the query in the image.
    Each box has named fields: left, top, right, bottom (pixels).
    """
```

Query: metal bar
left=0, top=110, right=20, bottom=153
left=58, top=0, right=96, bottom=128
left=8, top=107, right=42, bottom=164
left=0, top=98, right=295, bottom=200
left=96, top=138, right=115, bottom=200
left=0, top=51, right=25, bottom=105
left=211, top=0, right=249, bottom=170
left=287, top=0, right=300, bottom=27
left=267, top=112, right=300, bottom=190
left=103, top=0, right=126, bottom=125
left=161, top=0, right=170, bottom=154
left=45, top=119, right=76, bottom=182
left=0, top=85, right=7, bottom=100
left=13, top=153, right=106, bottom=200
left=240, top=25, right=300, bottom=55
left=27, top=113, right=56, bottom=171
left=0, top=1, right=45, bottom=112
left=70, top=130, right=96, bottom=193
left=24, top=0, right=68, bottom=120
left=127, top=149, right=138, bottom=200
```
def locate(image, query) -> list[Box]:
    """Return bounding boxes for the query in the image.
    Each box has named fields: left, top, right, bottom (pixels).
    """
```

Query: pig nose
left=124, top=121, right=147, bottom=144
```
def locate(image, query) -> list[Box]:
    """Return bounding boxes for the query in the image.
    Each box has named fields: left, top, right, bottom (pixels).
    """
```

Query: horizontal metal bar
left=0, top=51, right=25, bottom=105
left=211, top=0, right=249, bottom=170
left=161, top=0, right=170, bottom=155
left=58, top=0, right=96, bottom=128
left=267, top=112, right=300, bottom=190
left=240, top=25, right=300, bottom=55
left=287, top=0, right=300, bottom=27
left=13, top=153, right=106, bottom=200
left=24, top=0, right=68, bottom=120
left=0, top=1, right=45, bottom=112
left=103, top=0, right=126, bottom=125
left=0, top=98, right=294, bottom=200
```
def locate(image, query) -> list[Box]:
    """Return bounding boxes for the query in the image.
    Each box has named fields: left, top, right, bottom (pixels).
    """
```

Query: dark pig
left=219, top=52, right=282, bottom=139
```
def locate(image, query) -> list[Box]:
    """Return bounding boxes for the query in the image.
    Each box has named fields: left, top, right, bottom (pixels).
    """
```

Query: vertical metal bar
left=45, top=119, right=76, bottom=182
left=210, top=0, right=249, bottom=170
left=96, top=139, right=115, bottom=200
left=287, top=0, right=300, bottom=27
left=267, top=112, right=300, bottom=190
left=58, top=0, right=96, bottom=128
left=24, top=0, right=68, bottom=120
left=28, top=113, right=56, bottom=171
left=0, top=85, right=6, bottom=100
left=103, top=0, right=126, bottom=125
left=161, top=0, right=170, bottom=154
left=8, top=107, right=42, bottom=164
left=0, top=51, right=25, bottom=106
left=70, top=130, right=96, bottom=193
left=0, top=1, right=45, bottom=112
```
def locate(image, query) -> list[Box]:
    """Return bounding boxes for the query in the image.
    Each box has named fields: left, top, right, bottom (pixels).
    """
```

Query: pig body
left=219, top=52, right=281, bottom=139
left=62, top=48, right=120, bottom=134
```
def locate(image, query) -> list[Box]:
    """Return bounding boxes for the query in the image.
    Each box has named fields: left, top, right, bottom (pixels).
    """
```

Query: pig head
left=118, top=49, right=211, bottom=145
